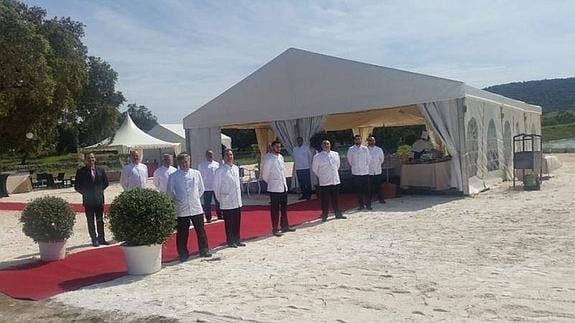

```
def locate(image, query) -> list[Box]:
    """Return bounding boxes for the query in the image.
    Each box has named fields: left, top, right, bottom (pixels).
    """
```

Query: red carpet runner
left=0, top=195, right=357, bottom=300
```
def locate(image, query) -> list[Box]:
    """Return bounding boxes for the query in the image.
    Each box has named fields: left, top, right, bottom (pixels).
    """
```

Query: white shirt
left=312, top=150, right=341, bottom=186
left=214, top=163, right=242, bottom=210
left=120, top=163, right=148, bottom=191
left=166, top=169, right=204, bottom=217
left=153, top=165, right=176, bottom=193
left=198, top=160, right=220, bottom=191
left=262, top=153, right=288, bottom=193
left=292, top=144, right=313, bottom=170
left=347, top=145, right=370, bottom=175
left=368, top=145, right=385, bottom=175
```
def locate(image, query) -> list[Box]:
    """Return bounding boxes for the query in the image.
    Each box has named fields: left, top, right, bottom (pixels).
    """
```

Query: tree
left=0, top=0, right=87, bottom=156
left=77, top=56, right=125, bottom=146
left=120, top=103, right=158, bottom=131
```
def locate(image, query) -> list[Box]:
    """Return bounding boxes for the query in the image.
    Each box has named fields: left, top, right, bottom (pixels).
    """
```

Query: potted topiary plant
left=107, top=188, right=177, bottom=275
left=20, top=196, right=76, bottom=261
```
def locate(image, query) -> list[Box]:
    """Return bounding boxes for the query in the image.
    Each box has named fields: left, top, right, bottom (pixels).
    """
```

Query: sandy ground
left=1, top=155, right=575, bottom=322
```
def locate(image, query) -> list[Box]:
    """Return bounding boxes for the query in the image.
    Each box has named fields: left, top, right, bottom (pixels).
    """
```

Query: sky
left=23, top=0, right=575, bottom=123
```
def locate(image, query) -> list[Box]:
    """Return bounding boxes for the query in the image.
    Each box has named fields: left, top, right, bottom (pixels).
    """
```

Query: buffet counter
left=400, top=159, right=452, bottom=191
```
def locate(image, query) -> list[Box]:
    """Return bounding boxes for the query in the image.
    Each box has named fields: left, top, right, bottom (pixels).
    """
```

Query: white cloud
left=22, top=0, right=575, bottom=122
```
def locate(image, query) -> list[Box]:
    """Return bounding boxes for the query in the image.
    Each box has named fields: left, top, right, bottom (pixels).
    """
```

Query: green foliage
left=0, top=0, right=124, bottom=156
left=221, top=129, right=256, bottom=150
left=77, top=56, right=125, bottom=146
left=542, top=123, right=575, bottom=142
left=108, top=189, right=177, bottom=246
left=485, top=78, right=575, bottom=113
left=542, top=109, right=575, bottom=126
left=119, top=103, right=158, bottom=131
left=396, top=145, right=412, bottom=156
left=20, top=196, right=76, bottom=242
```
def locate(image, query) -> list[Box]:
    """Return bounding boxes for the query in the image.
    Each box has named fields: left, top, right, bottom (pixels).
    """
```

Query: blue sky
left=24, top=0, right=575, bottom=122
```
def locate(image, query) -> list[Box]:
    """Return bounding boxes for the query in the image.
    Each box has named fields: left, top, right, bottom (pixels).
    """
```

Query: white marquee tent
left=148, top=123, right=232, bottom=150
left=82, top=114, right=181, bottom=161
left=183, top=48, right=541, bottom=195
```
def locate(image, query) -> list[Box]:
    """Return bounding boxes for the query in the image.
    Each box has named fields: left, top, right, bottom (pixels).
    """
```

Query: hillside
left=484, top=77, right=575, bottom=113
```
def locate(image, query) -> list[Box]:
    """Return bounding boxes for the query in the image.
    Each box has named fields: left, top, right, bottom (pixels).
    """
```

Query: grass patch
left=542, top=123, right=575, bottom=142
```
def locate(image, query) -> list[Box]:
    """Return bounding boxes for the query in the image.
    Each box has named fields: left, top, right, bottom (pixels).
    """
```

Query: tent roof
left=86, top=114, right=179, bottom=149
left=184, top=48, right=540, bottom=129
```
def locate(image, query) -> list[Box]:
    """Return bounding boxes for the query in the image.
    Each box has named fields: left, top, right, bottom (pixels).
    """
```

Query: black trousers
left=353, top=175, right=371, bottom=208
left=176, top=214, right=209, bottom=259
left=296, top=169, right=312, bottom=198
left=269, top=191, right=289, bottom=231
left=202, top=191, right=221, bottom=221
left=85, top=205, right=105, bottom=242
left=222, top=208, right=242, bottom=244
left=369, top=174, right=385, bottom=202
left=319, top=185, right=342, bottom=219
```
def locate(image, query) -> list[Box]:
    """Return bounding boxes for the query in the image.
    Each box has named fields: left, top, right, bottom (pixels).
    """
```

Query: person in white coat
left=167, top=153, right=211, bottom=261
left=347, top=135, right=372, bottom=210
left=262, top=140, right=295, bottom=236
left=120, top=150, right=148, bottom=191
left=292, top=136, right=314, bottom=200
left=214, top=149, right=245, bottom=248
left=198, top=149, right=222, bottom=223
left=367, top=136, right=386, bottom=204
left=153, top=154, right=176, bottom=193
left=312, top=140, right=346, bottom=222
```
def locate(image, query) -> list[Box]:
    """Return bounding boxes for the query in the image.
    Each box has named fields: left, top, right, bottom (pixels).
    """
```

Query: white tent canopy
left=183, top=48, right=541, bottom=194
left=83, top=114, right=181, bottom=158
left=148, top=123, right=232, bottom=150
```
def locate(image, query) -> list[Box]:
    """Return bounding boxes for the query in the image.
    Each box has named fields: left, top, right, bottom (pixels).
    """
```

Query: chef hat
left=421, top=131, right=429, bottom=140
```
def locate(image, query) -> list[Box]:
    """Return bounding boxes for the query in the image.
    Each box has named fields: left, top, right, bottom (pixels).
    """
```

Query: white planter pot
left=121, top=244, right=162, bottom=275
left=38, top=240, right=67, bottom=261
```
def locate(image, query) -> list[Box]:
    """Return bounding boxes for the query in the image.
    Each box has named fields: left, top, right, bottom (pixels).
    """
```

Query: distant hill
left=484, top=77, right=575, bottom=113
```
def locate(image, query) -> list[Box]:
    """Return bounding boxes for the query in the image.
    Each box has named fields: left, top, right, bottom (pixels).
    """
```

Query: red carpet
left=0, top=202, right=88, bottom=213
left=0, top=195, right=357, bottom=300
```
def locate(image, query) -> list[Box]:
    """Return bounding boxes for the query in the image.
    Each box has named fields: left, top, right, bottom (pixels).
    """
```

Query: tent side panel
left=187, top=127, right=222, bottom=168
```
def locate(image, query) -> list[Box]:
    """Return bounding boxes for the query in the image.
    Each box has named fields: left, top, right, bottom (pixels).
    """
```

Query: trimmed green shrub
left=20, top=196, right=76, bottom=242
left=108, top=188, right=176, bottom=246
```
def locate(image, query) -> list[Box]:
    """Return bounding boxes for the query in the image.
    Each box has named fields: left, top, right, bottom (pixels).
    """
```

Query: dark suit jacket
left=74, top=166, right=109, bottom=207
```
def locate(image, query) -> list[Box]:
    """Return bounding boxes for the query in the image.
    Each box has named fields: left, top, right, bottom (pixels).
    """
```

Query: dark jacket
left=74, top=166, right=109, bottom=206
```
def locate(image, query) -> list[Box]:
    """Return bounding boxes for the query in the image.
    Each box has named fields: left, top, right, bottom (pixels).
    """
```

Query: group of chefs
left=75, top=134, right=388, bottom=263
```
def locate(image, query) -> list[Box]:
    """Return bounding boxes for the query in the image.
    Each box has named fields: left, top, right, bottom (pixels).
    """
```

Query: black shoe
left=272, top=230, right=283, bottom=237
left=179, top=255, right=189, bottom=262
left=357, top=206, right=365, bottom=211
left=380, top=200, right=386, bottom=204
left=227, top=243, right=238, bottom=248
left=99, top=240, right=110, bottom=245
left=366, top=206, right=373, bottom=210
left=281, top=228, right=296, bottom=233
left=91, top=240, right=100, bottom=247
left=236, top=242, right=246, bottom=247
left=206, top=219, right=212, bottom=223
left=335, top=215, right=347, bottom=220
left=298, top=196, right=306, bottom=200
left=200, top=251, right=212, bottom=258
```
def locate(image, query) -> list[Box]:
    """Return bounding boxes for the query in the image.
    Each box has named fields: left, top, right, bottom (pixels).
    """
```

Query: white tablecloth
left=400, top=160, right=452, bottom=191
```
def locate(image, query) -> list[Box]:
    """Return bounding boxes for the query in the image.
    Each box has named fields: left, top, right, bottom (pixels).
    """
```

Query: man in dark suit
left=74, top=153, right=109, bottom=247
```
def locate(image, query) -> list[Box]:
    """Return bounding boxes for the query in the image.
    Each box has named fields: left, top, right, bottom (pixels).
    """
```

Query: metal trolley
left=513, top=134, right=543, bottom=190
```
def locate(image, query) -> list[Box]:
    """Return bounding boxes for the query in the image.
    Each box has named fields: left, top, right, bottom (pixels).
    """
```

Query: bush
left=108, top=188, right=177, bottom=246
left=20, top=196, right=76, bottom=242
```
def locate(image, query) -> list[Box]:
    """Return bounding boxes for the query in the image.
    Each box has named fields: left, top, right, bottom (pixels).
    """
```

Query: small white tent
left=83, top=114, right=181, bottom=161
left=183, top=48, right=541, bottom=195
left=148, top=123, right=232, bottom=151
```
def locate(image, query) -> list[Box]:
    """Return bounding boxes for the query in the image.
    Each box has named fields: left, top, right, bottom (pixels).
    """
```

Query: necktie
left=91, top=168, right=95, bottom=180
